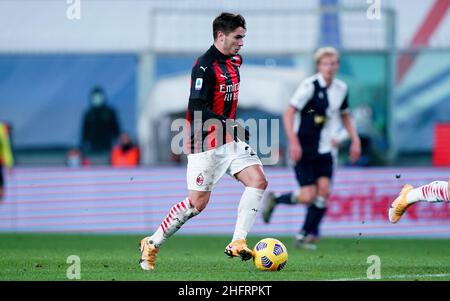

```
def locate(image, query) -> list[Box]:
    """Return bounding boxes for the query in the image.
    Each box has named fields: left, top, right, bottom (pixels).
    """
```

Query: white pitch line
left=326, top=273, right=450, bottom=281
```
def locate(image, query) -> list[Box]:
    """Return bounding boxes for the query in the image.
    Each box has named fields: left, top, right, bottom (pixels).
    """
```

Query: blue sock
left=275, top=192, right=295, bottom=205
left=310, top=207, right=327, bottom=236
left=301, top=204, right=318, bottom=235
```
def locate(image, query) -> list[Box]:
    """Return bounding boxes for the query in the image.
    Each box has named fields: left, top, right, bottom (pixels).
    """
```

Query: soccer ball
left=253, top=238, right=288, bottom=271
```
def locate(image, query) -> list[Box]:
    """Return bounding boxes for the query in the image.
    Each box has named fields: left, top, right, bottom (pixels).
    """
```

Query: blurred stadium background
left=0, top=0, right=450, bottom=238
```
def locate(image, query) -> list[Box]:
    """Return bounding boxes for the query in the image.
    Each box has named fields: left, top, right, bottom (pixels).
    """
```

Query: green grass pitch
left=0, top=234, right=449, bottom=281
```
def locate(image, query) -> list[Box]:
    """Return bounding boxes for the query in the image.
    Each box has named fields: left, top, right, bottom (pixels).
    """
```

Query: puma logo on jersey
left=220, top=74, right=228, bottom=79
left=199, top=66, right=207, bottom=72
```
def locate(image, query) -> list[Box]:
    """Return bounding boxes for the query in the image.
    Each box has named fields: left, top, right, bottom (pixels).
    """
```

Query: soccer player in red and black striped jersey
left=139, top=13, right=268, bottom=271
left=186, top=32, right=243, bottom=153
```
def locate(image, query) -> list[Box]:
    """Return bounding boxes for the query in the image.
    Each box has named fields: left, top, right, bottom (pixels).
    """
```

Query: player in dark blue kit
left=262, top=47, right=361, bottom=249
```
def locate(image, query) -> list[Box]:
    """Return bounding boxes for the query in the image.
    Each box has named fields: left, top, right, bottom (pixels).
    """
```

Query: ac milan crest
left=196, top=173, right=204, bottom=186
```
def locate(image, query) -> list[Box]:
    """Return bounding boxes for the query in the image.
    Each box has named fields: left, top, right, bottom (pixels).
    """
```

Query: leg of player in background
left=303, top=152, right=334, bottom=244
left=389, top=178, right=450, bottom=224
left=306, top=177, right=330, bottom=243
left=139, top=191, right=207, bottom=270
left=261, top=184, right=320, bottom=249
left=298, top=186, right=320, bottom=233
left=261, top=185, right=317, bottom=223
left=226, top=164, right=267, bottom=261
left=294, top=185, right=320, bottom=250
left=262, top=158, right=318, bottom=224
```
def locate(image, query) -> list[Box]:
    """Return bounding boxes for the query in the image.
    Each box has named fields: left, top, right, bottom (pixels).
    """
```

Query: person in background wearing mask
left=66, top=148, right=90, bottom=168
left=80, top=86, right=121, bottom=158
left=111, top=133, right=140, bottom=167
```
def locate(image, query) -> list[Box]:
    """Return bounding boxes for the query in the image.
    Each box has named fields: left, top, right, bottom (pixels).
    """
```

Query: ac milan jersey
left=187, top=45, right=242, bottom=153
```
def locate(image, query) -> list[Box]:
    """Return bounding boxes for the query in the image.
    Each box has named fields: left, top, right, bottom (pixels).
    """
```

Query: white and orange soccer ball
left=252, top=238, right=288, bottom=271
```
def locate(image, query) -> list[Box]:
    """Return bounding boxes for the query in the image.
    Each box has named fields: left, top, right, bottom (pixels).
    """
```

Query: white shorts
left=186, top=141, right=263, bottom=191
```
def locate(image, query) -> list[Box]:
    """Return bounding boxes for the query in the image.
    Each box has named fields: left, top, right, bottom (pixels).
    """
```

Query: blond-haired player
left=262, top=47, right=361, bottom=249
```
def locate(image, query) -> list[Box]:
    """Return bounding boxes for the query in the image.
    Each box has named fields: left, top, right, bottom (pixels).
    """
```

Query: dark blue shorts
left=294, top=153, right=333, bottom=186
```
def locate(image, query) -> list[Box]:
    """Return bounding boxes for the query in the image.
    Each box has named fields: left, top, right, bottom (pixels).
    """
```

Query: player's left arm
left=339, top=93, right=361, bottom=164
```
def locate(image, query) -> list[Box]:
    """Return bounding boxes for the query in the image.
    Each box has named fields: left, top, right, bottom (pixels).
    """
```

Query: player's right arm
left=284, top=80, right=314, bottom=162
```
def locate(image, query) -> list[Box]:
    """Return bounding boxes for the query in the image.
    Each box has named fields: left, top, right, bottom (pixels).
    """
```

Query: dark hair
left=213, top=12, right=246, bottom=40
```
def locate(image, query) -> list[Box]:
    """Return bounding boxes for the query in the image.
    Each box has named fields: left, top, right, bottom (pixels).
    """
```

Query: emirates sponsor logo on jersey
left=219, top=83, right=239, bottom=93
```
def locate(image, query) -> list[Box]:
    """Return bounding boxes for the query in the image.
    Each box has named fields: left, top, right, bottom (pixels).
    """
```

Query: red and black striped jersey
left=186, top=45, right=243, bottom=153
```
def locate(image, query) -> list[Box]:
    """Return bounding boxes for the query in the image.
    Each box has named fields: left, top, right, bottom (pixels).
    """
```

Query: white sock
left=407, top=181, right=449, bottom=204
left=290, top=189, right=300, bottom=204
left=232, top=187, right=265, bottom=242
left=313, top=196, right=327, bottom=209
left=151, top=198, right=200, bottom=247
